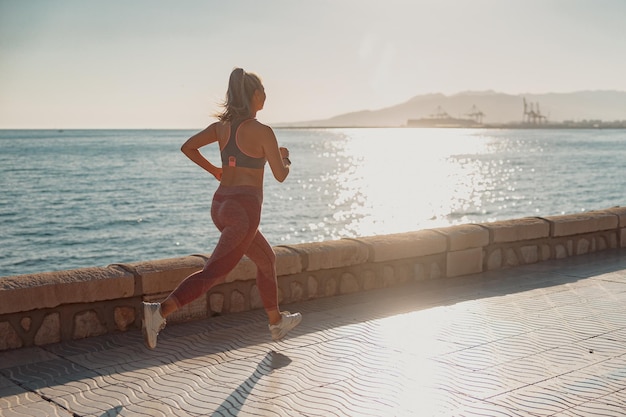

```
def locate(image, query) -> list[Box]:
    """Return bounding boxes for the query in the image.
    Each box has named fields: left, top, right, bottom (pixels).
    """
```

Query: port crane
left=430, top=106, right=451, bottom=119
left=465, top=105, right=485, bottom=124
left=523, top=98, right=547, bottom=124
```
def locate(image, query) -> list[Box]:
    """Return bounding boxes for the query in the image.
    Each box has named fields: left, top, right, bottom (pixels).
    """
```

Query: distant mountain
left=281, top=90, right=626, bottom=127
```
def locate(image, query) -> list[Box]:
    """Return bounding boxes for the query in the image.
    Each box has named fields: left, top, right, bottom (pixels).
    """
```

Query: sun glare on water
left=331, top=128, right=490, bottom=237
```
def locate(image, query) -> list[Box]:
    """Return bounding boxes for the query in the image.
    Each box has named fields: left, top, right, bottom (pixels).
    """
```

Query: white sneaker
left=142, top=302, right=166, bottom=349
left=269, top=311, right=302, bottom=341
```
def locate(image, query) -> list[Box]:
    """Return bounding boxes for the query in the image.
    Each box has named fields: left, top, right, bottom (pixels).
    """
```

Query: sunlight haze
left=1, top=0, right=625, bottom=128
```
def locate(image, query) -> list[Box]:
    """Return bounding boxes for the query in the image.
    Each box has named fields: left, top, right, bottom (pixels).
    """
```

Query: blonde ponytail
left=216, top=68, right=263, bottom=122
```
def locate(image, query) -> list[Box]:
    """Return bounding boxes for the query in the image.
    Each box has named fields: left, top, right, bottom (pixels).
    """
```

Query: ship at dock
left=407, top=105, right=485, bottom=128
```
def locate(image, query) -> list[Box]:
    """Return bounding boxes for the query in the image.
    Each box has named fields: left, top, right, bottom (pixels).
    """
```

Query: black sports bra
left=220, top=119, right=266, bottom=170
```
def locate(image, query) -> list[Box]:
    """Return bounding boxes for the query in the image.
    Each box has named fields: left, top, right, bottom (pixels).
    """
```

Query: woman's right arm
left=181, top=123, right=223, bottom=181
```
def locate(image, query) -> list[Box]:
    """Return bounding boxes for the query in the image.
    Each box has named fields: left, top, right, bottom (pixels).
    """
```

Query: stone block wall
left=1, top=206, right=625, bottom=351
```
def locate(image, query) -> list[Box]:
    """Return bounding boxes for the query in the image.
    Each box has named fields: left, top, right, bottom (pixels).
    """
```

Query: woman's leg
left=244, top=230, right=281, bottom=324
left=245, top=229, right=302, bottom=340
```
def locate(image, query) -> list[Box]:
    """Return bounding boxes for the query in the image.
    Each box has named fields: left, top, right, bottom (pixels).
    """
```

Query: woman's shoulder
left=242, top=119, right=275, bottom=136
left=208, top=120, right=230, bottom=137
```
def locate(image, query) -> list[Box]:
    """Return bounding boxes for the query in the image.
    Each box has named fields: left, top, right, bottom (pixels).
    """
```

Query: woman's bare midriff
left=220, top=166, right=264, bottom=188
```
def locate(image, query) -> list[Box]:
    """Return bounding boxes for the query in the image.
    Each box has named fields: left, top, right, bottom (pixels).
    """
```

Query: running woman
left=142, top=68, right=301, bottom=349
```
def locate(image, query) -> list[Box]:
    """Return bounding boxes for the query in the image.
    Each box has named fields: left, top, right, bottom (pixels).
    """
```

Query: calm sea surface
left=1, top=128, right=625, bottom=277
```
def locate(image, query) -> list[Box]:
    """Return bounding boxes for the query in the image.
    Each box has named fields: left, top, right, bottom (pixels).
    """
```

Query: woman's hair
left=216, top=68, right=263, bottom=122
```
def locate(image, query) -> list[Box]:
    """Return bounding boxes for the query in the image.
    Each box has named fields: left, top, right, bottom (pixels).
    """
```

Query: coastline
left=274, top=122, right=626, bottom=129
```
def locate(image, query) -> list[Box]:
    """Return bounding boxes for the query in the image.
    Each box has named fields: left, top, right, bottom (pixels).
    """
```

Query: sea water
left=1, top=128, right=625, bottom=277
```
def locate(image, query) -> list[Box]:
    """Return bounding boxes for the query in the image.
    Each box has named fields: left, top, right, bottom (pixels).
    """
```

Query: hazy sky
left=1, top=0, right=625, bottom=128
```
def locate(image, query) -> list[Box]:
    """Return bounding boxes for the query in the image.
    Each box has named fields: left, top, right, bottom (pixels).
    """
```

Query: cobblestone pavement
left=1, top=249, right=626, bottom=416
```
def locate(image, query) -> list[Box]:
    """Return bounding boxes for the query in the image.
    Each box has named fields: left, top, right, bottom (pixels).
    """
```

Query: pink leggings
left=169, top=185, right=278, bottom=313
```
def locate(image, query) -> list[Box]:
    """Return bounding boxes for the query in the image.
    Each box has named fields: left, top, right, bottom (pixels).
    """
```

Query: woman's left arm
left=181, top=123, right=223, bottom=181
left=262, top=126, right=290, bottom=183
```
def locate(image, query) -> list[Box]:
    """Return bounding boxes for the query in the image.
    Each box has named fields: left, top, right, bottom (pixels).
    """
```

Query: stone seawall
left=1, top=207, right=625, bottom=351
